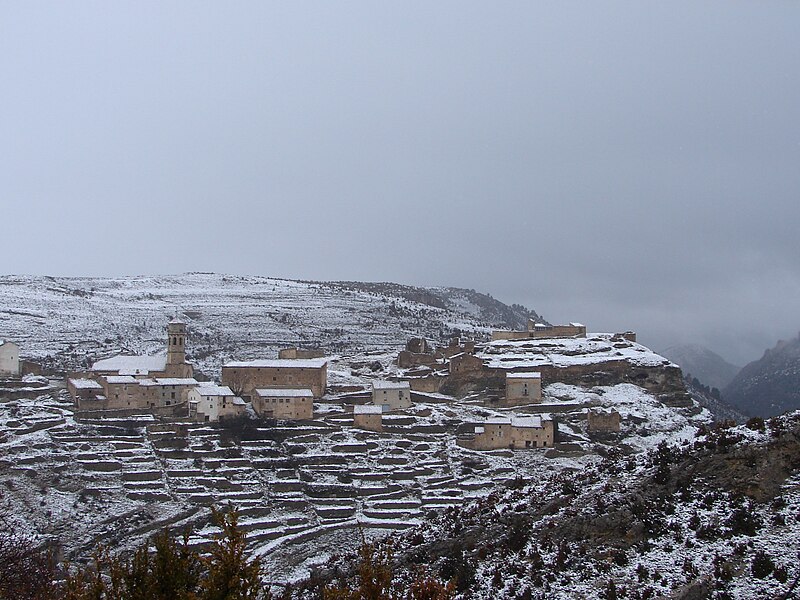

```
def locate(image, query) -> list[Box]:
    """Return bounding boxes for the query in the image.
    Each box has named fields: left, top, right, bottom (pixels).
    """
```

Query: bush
left=751, top=550, right=775, bottom=579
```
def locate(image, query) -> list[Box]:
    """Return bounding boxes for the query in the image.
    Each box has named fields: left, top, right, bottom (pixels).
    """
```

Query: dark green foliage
left=62, top=507, right=263, bottom=600
left=751, top=549, right=775, bottom=579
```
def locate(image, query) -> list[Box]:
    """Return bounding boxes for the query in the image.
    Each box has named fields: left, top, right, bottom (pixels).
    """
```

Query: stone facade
left=353, top=405, right=383, bottom=432
left=587, top=409, right=621, bottom=433
left=460, top=416, right=554, bottom=450
left=278, top=347, right=325, bottom=360
left=0, top=340, right=20, bottom=377
left=491, top=322, right=587, bottom=342
left=504, top=372, right=542, bottom=405
left=252, top=388, right=314, bottom=420
left=188, top=384, right=245, bottom=422
left=372, top=381, right=411, bottom=411
left=222, top=358, right=327, bottom=400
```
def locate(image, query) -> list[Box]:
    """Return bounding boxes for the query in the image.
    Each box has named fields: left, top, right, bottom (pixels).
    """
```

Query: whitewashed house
left=0, top=340, right=20, bottom=377
left=188, top=383, right=245, bottom=422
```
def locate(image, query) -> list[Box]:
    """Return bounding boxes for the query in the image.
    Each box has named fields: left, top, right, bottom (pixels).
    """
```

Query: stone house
left=371, top=381, right=411, bottom=412
left=460, top=416, right=554, bottom=450
left=0, top=340, right=20, bottom=377
left=188, top=384, right=245, bottom=422
left=448, top=353, right=483, bottom=375
left=505, top=372, right=542, bottom=405
left=67, top=378, right=106, bottom=409
left=587, top=408, right=621, bottom=433
left=252, top=388, right=314, bottom=420
left=353, top=404, right=383, bottom=432
left=222, top=358, right=327, bottom=400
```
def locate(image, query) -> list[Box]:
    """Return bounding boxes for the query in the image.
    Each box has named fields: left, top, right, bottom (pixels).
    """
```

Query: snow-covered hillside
left=0, top=274, right=538, bottom=375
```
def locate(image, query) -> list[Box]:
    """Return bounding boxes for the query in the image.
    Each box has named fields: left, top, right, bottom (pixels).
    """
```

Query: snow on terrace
left=480, top=333, right=674, bottom=370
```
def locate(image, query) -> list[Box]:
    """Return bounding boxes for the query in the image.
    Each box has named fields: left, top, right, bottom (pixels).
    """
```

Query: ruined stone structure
left=459, top=416, right=554, bottom=450
left=448, top=353, right=483, bottom=375
left=0, top=340, right=20, bottom=377
left=252, top=388, right=314, bottom=420
left=353, top=404, right=383, bottom=431
left=504, top=372, right=542, bottom=405
left=222, top=358, right=327, bottom=400
left=491, top=321, right=587, bottom=342
left=587, top=409, right=621, bottom=433
left=278, top=347, right=325, bottom=360
left=372, top=381, right=411, bottom=411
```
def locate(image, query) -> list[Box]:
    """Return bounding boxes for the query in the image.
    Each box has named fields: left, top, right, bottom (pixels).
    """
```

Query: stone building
left=188, top=384, right=245, bottom=422
left=90, top=319, right=193, bottom=379
left=278, top=347, right=325, bottom=360
left=527, top=321, right=586, bottom=339
left=491, top=321, right=587, bottom=342
left=371, top=380, right=411, bottom=412
left=0, top=340, right=20, bottom=377
left=353, top=404, right=383, bottom=432
left=460, top=416, right=554, bottom=450
left=587, top=408, right=621, bottom=433
left=222, top=358, right=327, bottom=400
left=448, top=353, right=483, bottom=375
left=67, top=319, right=196, bottom=415
left=504, top=372, right=542, bottom=405
left=67, top=378, right=105, bottom=408
left=252, top=388, right=314, bottom=420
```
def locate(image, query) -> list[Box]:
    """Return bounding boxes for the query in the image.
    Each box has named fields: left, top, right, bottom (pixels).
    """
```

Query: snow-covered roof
left=354, top=404, right=383, bottom=415
left=232, top=397, right=246, bottom=406
left=69, top=378, right=103, bottom=390
left=194, top=384, right=234, bottom=396
left=255, top=388, right=314, bottom=398
left=105, top=375, right=138, bottom=384
left=506, top=372, right=542, bottom=379
left=570, top=322, right=585, bottom=327
left=371, top=380, right=411, bottom=390
left=511, top=416, right=544, bottom=428
left=482, top=416, right=546, bottom=428
left=169, top=316, right=186, bottom=324
left=224, top=358, right=327, bottom=369
left=155, top=378, right=198, bottom=386
left=92, top=354, right=167, bottom=374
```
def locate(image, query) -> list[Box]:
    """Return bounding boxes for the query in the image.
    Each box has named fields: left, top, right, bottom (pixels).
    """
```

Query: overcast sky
left=2, top=2, right=799, bottom=366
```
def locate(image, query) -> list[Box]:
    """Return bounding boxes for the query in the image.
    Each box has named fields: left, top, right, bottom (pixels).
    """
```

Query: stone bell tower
left=165, top=318, right=192, bottom=377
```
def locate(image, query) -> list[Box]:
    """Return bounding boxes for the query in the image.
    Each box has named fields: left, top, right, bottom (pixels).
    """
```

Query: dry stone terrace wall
left=0, top=390, right=541, bottom=570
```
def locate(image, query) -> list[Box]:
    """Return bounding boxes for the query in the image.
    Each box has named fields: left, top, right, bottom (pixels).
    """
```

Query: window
left=171, top=392, right=175, bottom=399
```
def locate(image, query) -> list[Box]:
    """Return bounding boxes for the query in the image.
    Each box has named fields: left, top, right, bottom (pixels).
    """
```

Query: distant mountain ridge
left=723, top=333, right=800, bottom=417
left=660, top=343, right=740, bottom=391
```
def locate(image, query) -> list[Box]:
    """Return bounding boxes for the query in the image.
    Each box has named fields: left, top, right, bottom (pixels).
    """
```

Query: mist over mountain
left=660, top=344, right=741, bottom=391
left=724, top=333, right=800, bottom=417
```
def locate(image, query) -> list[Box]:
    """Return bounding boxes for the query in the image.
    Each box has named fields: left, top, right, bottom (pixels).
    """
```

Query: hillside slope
left=0, top=274, right=539, bottom=375
left=302, top=414, right=800, bottom=599
left=724, top=333, right=800, bottom=417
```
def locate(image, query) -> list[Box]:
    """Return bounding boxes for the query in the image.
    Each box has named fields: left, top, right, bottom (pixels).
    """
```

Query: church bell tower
left=166, top=318, right=189, bottom=376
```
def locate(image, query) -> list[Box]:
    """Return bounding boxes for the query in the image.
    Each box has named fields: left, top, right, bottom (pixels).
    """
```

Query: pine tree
left=200, top=507, right=263, bottom=600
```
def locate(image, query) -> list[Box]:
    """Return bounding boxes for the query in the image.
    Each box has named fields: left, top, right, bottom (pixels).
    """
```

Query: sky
left=2, top=2, right=799, bottom=366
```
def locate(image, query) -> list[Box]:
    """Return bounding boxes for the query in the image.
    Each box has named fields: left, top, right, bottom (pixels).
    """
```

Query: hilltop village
left=1, top=303, right=710, bottom=588
left=6, top=316, right=685, bottom=453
